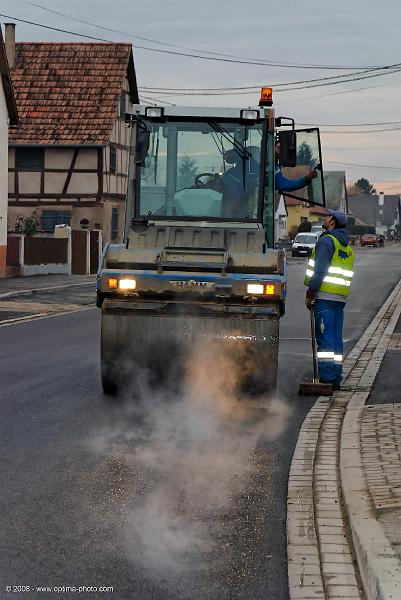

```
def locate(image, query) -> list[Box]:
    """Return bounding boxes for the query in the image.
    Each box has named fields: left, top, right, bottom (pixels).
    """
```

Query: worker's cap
left=325, top=209, right=347, bottom=227
left=223, top=146, right=261, bottom=164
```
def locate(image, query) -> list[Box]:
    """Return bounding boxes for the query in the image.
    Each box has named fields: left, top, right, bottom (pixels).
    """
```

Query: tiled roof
left=9, top=43, right=138, bottom=145
left=0, top=29, right=18, bottom=126
left=284, top=196, right=304, bottom=206
left=348, top=194, right=377, bottom=226
left=309, top=205, right=327, bottom=215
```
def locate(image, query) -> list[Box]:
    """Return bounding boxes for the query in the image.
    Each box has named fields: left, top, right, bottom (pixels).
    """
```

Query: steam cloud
left=91, top=338, right=292, bottom=594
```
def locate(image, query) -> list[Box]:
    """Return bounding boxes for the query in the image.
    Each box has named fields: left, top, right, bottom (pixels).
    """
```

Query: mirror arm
left=275, top=116, right=295, bottom=148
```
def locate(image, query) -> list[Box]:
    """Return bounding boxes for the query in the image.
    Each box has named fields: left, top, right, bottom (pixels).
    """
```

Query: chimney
left=379, top=192, right=385, bottom=206
left=4, top=23, right=15, bottom=68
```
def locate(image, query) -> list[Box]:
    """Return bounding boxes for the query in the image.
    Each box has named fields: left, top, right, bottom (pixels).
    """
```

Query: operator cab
left=125, top=104, right=326, bottom=248
left=127, top=107, right=270, bottom=226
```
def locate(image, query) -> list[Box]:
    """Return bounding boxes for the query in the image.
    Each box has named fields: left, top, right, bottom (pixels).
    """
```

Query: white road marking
left=0, top=305, right=96, bottom=328
left=0, top=280, right=95, bottom=300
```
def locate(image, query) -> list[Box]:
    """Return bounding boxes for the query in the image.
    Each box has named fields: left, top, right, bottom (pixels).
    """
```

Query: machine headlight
left=240, top=109, right=259, bottom=120
left=145, top=107, right=164, bottom=119
left=118, top=278, right=137, bottom=290
left=247, top=284, right=264, bottom=295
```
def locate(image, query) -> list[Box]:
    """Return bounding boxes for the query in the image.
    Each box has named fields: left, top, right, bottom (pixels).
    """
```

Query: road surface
left=0, top=245, right=400, bottom=599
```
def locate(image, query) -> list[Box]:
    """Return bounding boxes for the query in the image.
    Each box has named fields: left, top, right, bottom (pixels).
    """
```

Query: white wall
left=275, top=196, right=288, bottom=241
left=0, top=79, right=8, bottom=266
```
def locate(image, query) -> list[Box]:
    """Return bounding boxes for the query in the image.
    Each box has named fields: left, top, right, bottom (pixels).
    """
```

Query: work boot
left=320, top=379, right=341, bottom=391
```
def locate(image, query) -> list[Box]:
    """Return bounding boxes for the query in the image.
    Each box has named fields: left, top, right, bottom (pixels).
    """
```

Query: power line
left=139, top=63, right=401, bottom=92
left=277, top=75, right=401, bottom=103
left=3, top=8, right=401, bottom=132
left=18, top=0, right=382, bottom=69
left=320, top=127, right=401, bottom=134
left=0, top=12, right=112, bottom=42
left=325, top=160, right=401, bottom=170
left=0, top=10, right=394, bottom=71
left=298, top=120, right=401, bottom=127
left=139, top=94, right=176, bottom=106
left=138, top=65, right=401, bottom=97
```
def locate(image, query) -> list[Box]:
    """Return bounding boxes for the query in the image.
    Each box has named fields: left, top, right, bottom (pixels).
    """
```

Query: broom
left=299, top=303, right=333, bottom=396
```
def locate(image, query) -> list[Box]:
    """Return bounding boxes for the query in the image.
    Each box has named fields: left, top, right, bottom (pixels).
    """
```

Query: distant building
left=6, top=25, right=138, bottom=243
left=347, top=194, right=377, bottom=229
left=375, top=193, right=401, bottom=238
left=0, top=24, right=18, bottom=276
left=348, top=193, right=401, bottom=237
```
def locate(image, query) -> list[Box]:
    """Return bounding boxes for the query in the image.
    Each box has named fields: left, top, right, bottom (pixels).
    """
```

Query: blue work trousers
left=314, top=299, right=345, bottom=384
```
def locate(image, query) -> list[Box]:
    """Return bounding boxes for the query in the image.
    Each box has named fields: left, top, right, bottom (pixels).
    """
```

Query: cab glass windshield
left=137, top=120, right=264, bottom=221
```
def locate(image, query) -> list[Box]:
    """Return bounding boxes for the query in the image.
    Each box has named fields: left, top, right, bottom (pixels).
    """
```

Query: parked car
left=311, top=224, right=324, bottom=235
left=360, top=234, right=378, bottom=247
left=376, top=234, right=385, bottom=246
left=291, top=232, right=319, bottom=257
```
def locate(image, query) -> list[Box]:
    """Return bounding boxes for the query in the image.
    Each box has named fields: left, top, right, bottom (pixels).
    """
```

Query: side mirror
left=279, top=130, right=297, bottom=167
left=134, top=130, right=150, bottom=165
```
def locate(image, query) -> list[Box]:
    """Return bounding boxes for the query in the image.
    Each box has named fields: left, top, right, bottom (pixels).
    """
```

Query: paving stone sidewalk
left=361, top=312, right=401, bottom=565
left=288, top=280, right=401, bottom=600
left=361, top=404, right=401, bottom=562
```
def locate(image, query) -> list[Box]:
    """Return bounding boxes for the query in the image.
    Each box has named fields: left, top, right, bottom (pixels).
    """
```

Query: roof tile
left=9, top=43, right=137, bottom=145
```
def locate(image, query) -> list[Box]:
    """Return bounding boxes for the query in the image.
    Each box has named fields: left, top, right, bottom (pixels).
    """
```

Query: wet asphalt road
left=0, top=245, right=400, bottom=600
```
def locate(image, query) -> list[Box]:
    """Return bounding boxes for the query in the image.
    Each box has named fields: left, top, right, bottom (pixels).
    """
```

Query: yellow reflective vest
left=304, top=234, right=354, bottom=297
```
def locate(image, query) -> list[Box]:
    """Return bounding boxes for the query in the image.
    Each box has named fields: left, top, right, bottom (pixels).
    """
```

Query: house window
left=111, top=208, right=119, bottom=241
left=41, top=210, right=71, bottom=232
left=16, top=147, right=44, bottom=170
left=110, top=145, right=117, bottom=174
left=119, top=92, right=126, bottom=117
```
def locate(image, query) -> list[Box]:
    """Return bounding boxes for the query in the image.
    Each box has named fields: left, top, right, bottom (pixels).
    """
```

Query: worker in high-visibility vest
left=304, top=210, right=354, bottom=390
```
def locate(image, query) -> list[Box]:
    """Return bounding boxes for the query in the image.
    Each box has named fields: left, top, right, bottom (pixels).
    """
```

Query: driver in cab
left=219, top=144, right=317, bottom=217
left=220, top=147, right=260, bottom=217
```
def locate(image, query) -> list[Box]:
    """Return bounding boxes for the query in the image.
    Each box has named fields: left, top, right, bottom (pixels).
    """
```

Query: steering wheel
left=195, top=173, right=220, bottom=188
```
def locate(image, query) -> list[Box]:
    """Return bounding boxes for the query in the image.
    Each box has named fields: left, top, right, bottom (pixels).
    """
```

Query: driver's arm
left=275, top=167, right=317, bottom=193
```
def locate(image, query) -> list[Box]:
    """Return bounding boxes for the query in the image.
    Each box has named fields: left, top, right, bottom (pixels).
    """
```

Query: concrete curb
left=287, top=279, right=401, bottom=600
left=340, top=280, right=401, bottom=600
left=287, top=397, right=331, bottom=599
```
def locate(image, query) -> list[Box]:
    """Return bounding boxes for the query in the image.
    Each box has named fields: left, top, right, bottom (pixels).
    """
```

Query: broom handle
left=310, top=304, right=319, bottom=384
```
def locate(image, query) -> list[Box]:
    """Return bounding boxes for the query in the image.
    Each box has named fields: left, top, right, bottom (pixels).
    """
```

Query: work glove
left=305, top=288, right=315, bottom=310
left=307, top=169, right=318, bottom=182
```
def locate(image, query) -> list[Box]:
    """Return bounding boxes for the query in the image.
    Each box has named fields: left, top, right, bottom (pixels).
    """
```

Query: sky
left=2, top=0, right=401, bottom=193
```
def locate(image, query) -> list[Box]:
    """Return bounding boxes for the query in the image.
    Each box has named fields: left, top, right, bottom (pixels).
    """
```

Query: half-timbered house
left=0, top=24, right=18, bottom=276
left=6, top=25, right=138, bottom=243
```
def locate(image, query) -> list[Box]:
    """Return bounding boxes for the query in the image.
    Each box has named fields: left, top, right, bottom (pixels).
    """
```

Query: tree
left=298, top=220, right=312, bottom=233
left=297, top=142, right=316, bottom=167
left=177, top=155, right=198, bottom=189
left=355, top=178, right=376, bottom=195
left=14, top=211, right=39, bottom=235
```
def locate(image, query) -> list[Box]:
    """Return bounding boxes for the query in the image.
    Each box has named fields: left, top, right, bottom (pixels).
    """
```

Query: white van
left=291, top=232, right=320, bottom=257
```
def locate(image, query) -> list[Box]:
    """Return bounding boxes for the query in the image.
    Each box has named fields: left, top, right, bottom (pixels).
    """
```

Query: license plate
left=170, top=280, right=214, bottom=291
left=299, top=250, right=307, bottom=254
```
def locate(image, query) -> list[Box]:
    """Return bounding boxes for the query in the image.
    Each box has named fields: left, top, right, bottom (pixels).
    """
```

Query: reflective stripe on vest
left=304, top=234, right=355, bottom=296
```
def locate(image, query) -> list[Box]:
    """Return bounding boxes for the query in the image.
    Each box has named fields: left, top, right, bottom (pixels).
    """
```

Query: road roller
left=96, top=88, right=326, bottom=395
